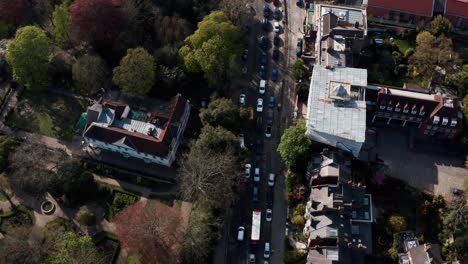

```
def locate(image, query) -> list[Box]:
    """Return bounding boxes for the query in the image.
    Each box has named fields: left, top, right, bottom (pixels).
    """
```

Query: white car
left=245, top=163, right=251, bottom=179
left=259, top=80, right=266, bottom=94
left=256, top=98, right=264, bottom=112
left=237, top=226, right=245, bottom=241
left=254, top=167, right=260, bottom=182
left=264, top=242, right=271, bottom=258
left=239, top=133, right=246, bottom=149
left=266, top=209, right=272, bottom=222
left=274, top=22, right=280, bottom=33
left=239, top=94, right=246, bottom=106
left=249, top=254, right=255, bottom=264
left=268, top=173, right=275, bottom=187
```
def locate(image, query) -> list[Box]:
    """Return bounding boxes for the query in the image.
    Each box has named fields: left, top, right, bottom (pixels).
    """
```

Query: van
left=253, top=186, right=259, bottom=202
left=237, top=226, right=245, bottom=241
left=259, top=80, right=266, bottom=94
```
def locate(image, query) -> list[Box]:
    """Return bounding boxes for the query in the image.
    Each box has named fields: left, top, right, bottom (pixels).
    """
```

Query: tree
left=462, top=96, right=468, bottom=121
left=388, top=215, right=407, bottom=233
left=48, top=231, right=104, bottom=264
left=179, top=11, right=242, bottom=85
left=217, top=0, right=250, bottom=26
left=113, top=47, right=155, bottom=96
left=76, top=205, right=96, bottom=226
left=72, top=54, right=108, bottom=95
left=0, top=172, right=15, bottom=209
left=0, top=227, right=46, bottom=263
left=431, top=15, right=452, bottom=37
left=0, top=0, right=30, bottom=25
left=199, top=98, right=240, bottom=131
left=6, top=25, right=51, bottom=90
left=277, top=120, right=312, bottom=168
left=114, top=201, right=184, bottom=263
left=193, top=125, right=238, bottom=154
left=70, top=0, right=125, bottom=48
left=292, top=60, right=306, bottom=81
left=157, top=15, right=193, bottom=46
left=48, top=159, right=95, bottom=205
left=179, top=148, right=240, bottom=209
left=0, top=136, right=16, bottom=171
left=53, top=0, right=72, bottom=48
left=445, top=64, right=468, bottom=97
left=291, top=215, right=305, bottom=226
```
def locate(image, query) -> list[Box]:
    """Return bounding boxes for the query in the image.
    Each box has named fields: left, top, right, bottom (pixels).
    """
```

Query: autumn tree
left=388, top=215, right=407, bottom=233
left=53, top=0, right=72, bottom=48
left=70, top=0, right=125, bottom=48
left=277, top=120, right=312, bottom=168
left=114, top=201, right=185, bottom=263
left=0, top=0, right=30, bottom=25
left=199, top=98, right=240, bottom=131
left=0, top=227, right=46, bottom=263
left=157, top=15, right=193, bottom=46
left=431, top=15, right=452, bottom=37
left=72, top=54, right=108, bottom=95
left=113, top=47, right=155, bottom=96
left=6, top=25, right=52, bottom=90
left=47, top=231, right=105, bottom=264
left=179, top=11, right=242, bottom=86
left=217, top=0, right=250, bottom=26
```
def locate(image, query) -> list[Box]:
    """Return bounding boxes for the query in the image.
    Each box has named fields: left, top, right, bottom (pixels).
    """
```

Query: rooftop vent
left=338, top=11, right=346, bottom=20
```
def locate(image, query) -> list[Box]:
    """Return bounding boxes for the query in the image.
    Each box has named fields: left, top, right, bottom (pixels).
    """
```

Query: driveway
left=367, top=128, right=467, bottom=199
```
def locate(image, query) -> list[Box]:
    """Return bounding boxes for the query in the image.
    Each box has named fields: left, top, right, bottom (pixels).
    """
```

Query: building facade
left=83, top=94, right=190, bottom=167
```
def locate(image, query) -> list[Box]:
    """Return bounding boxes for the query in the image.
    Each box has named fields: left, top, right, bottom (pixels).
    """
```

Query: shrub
left=405, top=48, right=415, bottom=58
left=388, top=215, right=407, bottom=233
left=292, top=60, right=306, bottom=81
left=76, top=206, right=96, bottom=226
left=293, top=204, right=306, bottom=217
left=291, top=215, right=305, bottom=226
left=387, top=247, right=399, bottom=260
left=113, top=192, right=136, bottom=212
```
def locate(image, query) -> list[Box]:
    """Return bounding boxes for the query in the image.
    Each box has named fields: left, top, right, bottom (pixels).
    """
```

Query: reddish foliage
left=0, top=0, right=29, bottom=25
left=114, top=201, right=184, bottom=264
left=70, top=0, right=125, bottom=47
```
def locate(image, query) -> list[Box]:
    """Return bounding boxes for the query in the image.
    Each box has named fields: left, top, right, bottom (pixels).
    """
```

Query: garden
left=0, top=205, right=33, bottom=233
left=96, top=183, right=139, bottom=221
left=6, top=90, right=89, bottom=141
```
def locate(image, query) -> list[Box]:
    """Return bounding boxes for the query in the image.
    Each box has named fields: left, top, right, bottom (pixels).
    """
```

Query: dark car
left=266, top=109, right=274, bottom=124
left=296, top=0, right=302, bottom=6
left=256, top=116, right=263, bottom=132
left=259, top=36, right=268, bottom=49
left=242, top=49, right=248, bottom=60
left=273, top=0, right=280, bottom=6
left=266, top=190, right=273, bottom=206
left=296, top=37, right=303, bottom=56
left=263, top=6, right=270, bottom=18
left=255, top=139, right=263, bottom=155
left=272, top=49, right=279, bottom=60
left=274, top=36, right=281, bottom=47
left=273, top=8, right=280, bottom=20
left=260, top=52, right=267, bottom=65
left=262, top=18, right=269, bottom=31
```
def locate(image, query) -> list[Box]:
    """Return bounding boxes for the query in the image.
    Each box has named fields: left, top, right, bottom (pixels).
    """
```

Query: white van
left=237, top=226, right=245, bottom=241
left=259, top=80, right=266, bottom=94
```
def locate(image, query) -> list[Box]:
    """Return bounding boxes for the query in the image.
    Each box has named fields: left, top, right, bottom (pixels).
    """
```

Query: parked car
left=264, top=242, right=270, bottom=258
left=254, top=167, right=260, bottom=182
left=260, top=52, right=267, bottom=65
left=259, top=80, right=266, bottom=94
left=242, top=49, right=248, bottom=60
left=256, top=98, right=264, bottom=112
left=245, top=163, right=251, bottom=179
left=201, top=97, right=208, bottom=108
left=252, top=186, right=259, bottom=202
left=268, top=173, right=275, bottom=186
left=274, top=35, right=280, bottom=46
left=296, top=37, right=303, bottom=56
left=260, top=35, right=268, bottom=49
left=273, top=22, right=280, bottom=33
left=271, top=69, right=278, bottom=81
left=266, top=209, right=272, bottom=222
left=239, top=94, right=246, bottom=106
left=296, top=0, right=302, bottom=6
left=266, top=109, right=274, bottom=124
left=262, top=18, right=268, bottom=30
left=272, top=49, right=279, bottom=60
left=249, top=254, right=255, bottom=264
left=266, top=190, right=273, bottom=206
left=269, top=96, right=275, bottom=108
left=256, top=116, right=263, bottom=132
left=273, top=8, right=280, bottom=20
left=239, top=133, right=246, bottom=149
left=255, top=139, right=263, bottom=155
left=263, top=5, right=270, bottom=18
left=237, top=226, right=245, bottom=241
left=265, top=125, right=272, bottom=138
left=259, top=66, right=266, bottom=78
left=273, top=0, right=280, bottom=6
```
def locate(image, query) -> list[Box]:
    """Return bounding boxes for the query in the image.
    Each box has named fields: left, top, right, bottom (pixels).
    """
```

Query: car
left=256, top=116, right=263, bottom=132
left=268, top=173, right=275, bottom=186
left=266, top=109, right=274, bottom=124
left=296, top=0, right=302, bottom=6
left=239, top=94, right=246, bottom=106
left=271, top=69, right=278, bottom=81
left=274, top=35, right=280, bottom=46
left=256, top=98, right=263, bottom=112
left=260, top=35, right=268, bottom=49
left=259, top=80, right=266, bottom=94
left=249, top=254, right=255, bottom=264
left=262, top=18, right=268, bottom=30
left=273, top=22, right=280, bottom=33
left=265, top=125, right=272, bottom=138
left=242, top=49, right=248, bottom=60
left=266, top=209, right=272, bottom=222
left=272, top=49, right=279, bottom=60
left=266, top=190, right=273, bottom=206
left=273, top=8, right=280, bottom=20
left=242, top=66, right=247, bottom=75
left=260, top=52, right=267, bottom=65
left=264, top=242, right=270, bottom=258
left=245, top=163, right=251, bottom=178
left=255, top=139, right=263, bottom=155
left=268, top=96, right=275, bottom=108
left=252, top=186, right=259, bottom=202
left=259, top=66, right=266, bottom=78
left=254, top=167, right=260, bottom=182
left=296, top=37, right=303, bottom=56
left=263, top=5, right=270, bottom=18
left=237, top=226, right=245, bottom=241
left=273, top=0, right=280, bottom=6
left=239, top=133, right=246, bottom=149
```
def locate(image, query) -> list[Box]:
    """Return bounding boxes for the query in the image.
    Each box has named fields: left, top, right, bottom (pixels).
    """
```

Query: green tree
left=76, top=206, right=96, bottom=226
left=431, top=15, right=452, bottom=37
left=277, top=120, right=312, bottom=168
left=194, top=125, right=238, bottom=154
left=53, top=0, right=72, bottom=48
left=113, top=47, right=155, bottom=96
left=199, top=98, right=240, bottom=131
left=292, top=60, right=306, bottom=81
left=291, top=215, right=305, bottom=226
left=462, top=96, right=468, bottom=120
left=72, top=54, right=108, bottom=95
left=388, top=215, right=407, bottom=233
left=0, top=136, right=16, bottom=171
left=445, top=64, right=468, bottom=97
left=48, top=231, right=104, bottom=264
left=6, top=26, right=51, bottom=90
left=179, top=11, right=242, bottom=86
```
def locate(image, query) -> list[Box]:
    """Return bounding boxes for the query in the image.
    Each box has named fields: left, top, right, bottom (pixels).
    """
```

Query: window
left=419, top=111, right=425, bottom=116
left=379, top=105, right=385, bottom=110
left=403, top=108, right=409, bottom=114
left=411, top=109, right=417, bottom=115
left=387, top=105, right=393, bottom=111
left=433, top=116, right=440, bottom=125
left=395, top=107, right=400, bottom=112
left=442, top=117, right=448, bottom=126
left=450, top=120, right=457, bottom=127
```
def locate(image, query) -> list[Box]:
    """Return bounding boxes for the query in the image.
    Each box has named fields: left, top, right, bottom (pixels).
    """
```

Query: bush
left=292, top=60, right=306, bottom=81
left=388, top=215, right=407, bottom=233
left=387, top=247, right=399, bottom=260
left=296, top=81, right=309, bottom=102
left=291, top=215, right=305, bottom=226
left=405, top=48, right=415, bottom=58
left=76, top=206, right=96, bottom=226
left=293, top=204, right=306, bottom=217
left=112, top=192, right=137, bottom=213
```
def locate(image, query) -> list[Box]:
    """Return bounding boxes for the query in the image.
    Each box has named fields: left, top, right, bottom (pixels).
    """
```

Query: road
left=213, top=0, right=306, bottom=263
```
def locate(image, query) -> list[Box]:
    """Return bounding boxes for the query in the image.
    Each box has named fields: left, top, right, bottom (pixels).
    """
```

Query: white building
left=83, top=94, right=190, bottom=167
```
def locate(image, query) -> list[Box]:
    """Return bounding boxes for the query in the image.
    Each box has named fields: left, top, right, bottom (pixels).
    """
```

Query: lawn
left=7, top=91, right=89, bottom=141
left=392, top=38, right=416, bottom=54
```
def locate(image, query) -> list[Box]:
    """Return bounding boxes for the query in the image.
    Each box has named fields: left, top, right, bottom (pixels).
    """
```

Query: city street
left=213, top=0, right=307, bottom=263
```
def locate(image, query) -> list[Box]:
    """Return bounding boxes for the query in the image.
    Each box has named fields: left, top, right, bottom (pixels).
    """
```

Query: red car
left=273, top=0, right=280, bottom=6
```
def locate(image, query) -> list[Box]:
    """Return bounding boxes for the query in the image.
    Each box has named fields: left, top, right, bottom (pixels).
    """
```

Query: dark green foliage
left=76, top=206, right=96, bottom=226
left=199, top=98, right=240, bottom=131
left=0, top=136, right=16, bottom=171
left=193, top=125, right=238, bottom=154
left=112, top=192, right=137, bottom=213
left=296, top=81, right=309, bottom=102
left=445, top=64, right=468, bottom=97
left=277, top=120, right=312, bottom=168
left=292, top=60, right=306, bottom=81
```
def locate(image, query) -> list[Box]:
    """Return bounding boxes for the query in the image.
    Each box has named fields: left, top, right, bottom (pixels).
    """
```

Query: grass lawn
left=392, top=38, right=416, bottom=54
left=7, top=90, right=88, bottom=141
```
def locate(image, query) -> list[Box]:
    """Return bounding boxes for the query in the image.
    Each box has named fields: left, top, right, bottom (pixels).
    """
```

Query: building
left=312, top=3, right=368, bottom=67
left=369, top=84, right=463, bottom=139
left=304, top=149, right=373, bottom=264
left=365, top=0, right=468, bottom=33
left=399, top=243, right=448, bottom=264
left=83, top=94, right=190, bottom=167
left=306, top=65, right=367, bottom=158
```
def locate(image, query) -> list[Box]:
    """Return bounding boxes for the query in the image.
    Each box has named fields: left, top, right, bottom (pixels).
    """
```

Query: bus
left=251, top=209, right=261, bottom=243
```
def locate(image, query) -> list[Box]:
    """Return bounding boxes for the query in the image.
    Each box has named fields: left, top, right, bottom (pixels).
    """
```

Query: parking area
left=365, top=128, right=467, bottom=199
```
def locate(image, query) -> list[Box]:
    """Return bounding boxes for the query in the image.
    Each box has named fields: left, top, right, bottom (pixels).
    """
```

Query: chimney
left=355, top=21, right=359, bottom=28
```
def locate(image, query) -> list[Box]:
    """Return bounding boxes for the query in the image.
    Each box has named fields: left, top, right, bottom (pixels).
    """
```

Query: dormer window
left=387, top=105, right=393, bottom=111
left=433, top=116, right=440, bottom=125
left=395, top=102, right=400, bottom=112
left=419, top=106, right=425, bottom=116
left=379, top=104, right=386, bottom=110
left=379, top=100, right=386, bottom=110
left=411, top=105, right=417, bottom=115
left=442, top=117, right=449, bottom=126
left=450, top=119, right=458, bottom=128
left=403, top=104, right=409, bottom=114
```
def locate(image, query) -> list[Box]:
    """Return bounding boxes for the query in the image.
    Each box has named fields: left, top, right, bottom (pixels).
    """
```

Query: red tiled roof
left=367, top=0, right=434, bottom=16
left=445, top=0, right=468, bottom=17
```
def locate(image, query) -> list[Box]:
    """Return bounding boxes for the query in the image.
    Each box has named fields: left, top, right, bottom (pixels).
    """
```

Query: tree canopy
left=113, top=47, right=155, bottom=96
left=0, top=0, right=30, bottom=25
left=179, top=11, right=242, bottom=85
left=431, top=15, right=452, bottom=37
left=72, top=54, right=108, bottom=95
left=277, top=120, right=312, bottom=168
left=445, top=64, right=468, bottom=97
left=53, top=0, right=72, bottom=48
left=47, top=231, right=104, bottom=264
left=199, top=98, right=240, bottom=131
left=193, top=125, right=238, bottom=154
left=292, top=60, right=306, bottom=81
left=6, top=26, right=51, bottom=90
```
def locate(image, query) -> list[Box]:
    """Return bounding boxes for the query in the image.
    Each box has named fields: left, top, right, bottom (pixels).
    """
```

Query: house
left=399, top=243, right=448, bottom=264
left=83, top=94, right=190, bottom=167
left=444, top=0, right=468, bottom=31
left=369, top=83, right=463, bottom=139
left=304, top=149, right=373, bottom=264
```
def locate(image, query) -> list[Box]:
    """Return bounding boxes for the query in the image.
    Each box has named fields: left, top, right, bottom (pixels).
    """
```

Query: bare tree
left=178, top=148, right=241, bottom=209
left=0, top=227, right=46, bottom=264
left=217, top=0, right=252, bottom=26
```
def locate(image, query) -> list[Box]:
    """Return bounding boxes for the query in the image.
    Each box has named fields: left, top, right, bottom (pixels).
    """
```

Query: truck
left=251, top=209, right=261, bottom=243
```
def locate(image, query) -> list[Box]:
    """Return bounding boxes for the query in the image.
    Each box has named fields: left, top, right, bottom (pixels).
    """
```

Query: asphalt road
left=213, top=0, right=306, bottom=263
